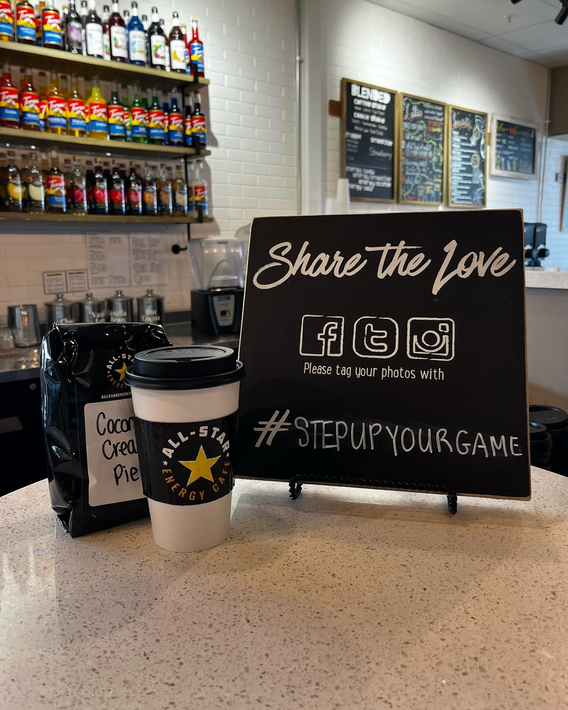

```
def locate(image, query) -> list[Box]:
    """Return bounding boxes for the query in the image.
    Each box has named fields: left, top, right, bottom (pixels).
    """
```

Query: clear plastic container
left=188, top=237, right=244, bottom=291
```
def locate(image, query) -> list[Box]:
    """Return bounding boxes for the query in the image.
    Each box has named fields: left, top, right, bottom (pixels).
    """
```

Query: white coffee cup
left=125, top=346, right=244, bottom=552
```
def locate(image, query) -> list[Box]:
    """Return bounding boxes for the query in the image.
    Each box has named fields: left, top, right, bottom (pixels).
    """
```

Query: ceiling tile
left=480, top=35, right=535, bottom=56
left=431, top=16, right=492, bottom=41
left=364, top=0, right=448, bottom=25
left=521, top=51, right=563, bottom=67
left=532, top=44, right=568, bottom=62
left=498, top=20, right=568, bottom=51
left=450, top=0, right=558, bottom=36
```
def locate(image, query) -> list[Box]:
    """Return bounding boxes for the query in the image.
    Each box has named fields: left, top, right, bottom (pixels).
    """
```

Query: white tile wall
left=541, top=137, right=568, bottom=268
left=0, top=0, right=298, bottom=324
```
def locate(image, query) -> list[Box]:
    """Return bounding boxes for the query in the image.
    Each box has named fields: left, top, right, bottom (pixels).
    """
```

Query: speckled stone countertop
left=525, top=270, right=568, bottom=290
left=1, top=470, right=568, bottom=710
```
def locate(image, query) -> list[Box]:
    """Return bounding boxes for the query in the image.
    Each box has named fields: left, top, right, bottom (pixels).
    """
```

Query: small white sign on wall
left=43, top=271, right=67, bottom=295
left=87, top=234, right=131, bottom=289
left=66, top=269, right=88, bottom=292
left=130, top=234, right=166, bottom=286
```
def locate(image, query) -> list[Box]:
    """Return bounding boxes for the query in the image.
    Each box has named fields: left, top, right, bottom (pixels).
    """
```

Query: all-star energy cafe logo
left=106, top=353, right=134, bottom=389
left=161, top=425, right=231, bottom=503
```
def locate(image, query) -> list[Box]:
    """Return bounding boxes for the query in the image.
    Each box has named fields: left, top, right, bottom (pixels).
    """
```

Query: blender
left=188, top=237, right=245, bottom=336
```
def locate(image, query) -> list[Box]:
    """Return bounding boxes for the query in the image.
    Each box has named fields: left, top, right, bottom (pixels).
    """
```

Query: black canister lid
left=124, top=345, right=244, bottom=390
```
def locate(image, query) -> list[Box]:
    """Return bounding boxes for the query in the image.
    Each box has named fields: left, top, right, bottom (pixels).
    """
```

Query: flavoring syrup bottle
left=120, top=85, right=131, bottom=141
left=42, top=0, right=63, bottom=49
left=172, top=161, right=187, bottom=216
left=89, top=157, right=108, bottom=214
left=147, top=6, right=166, bottom=71
left=26, top=150, right=45, bottom=213
left=37, top=71, right=47, bottom=131
left=157, top=162, right=172, bottom=216
left=46, top=70, right=67, bottom=135
left=87, top=81, right=108, bottom=139
left=168, top=92, right=183, bottom=145
left=0, top=65, right=20, bottom=129
left=16, top=0, right=37, bottom=44
left=162, top=100, right=169, bottom=144
left=109, top=0, right=127, bottom=62
left=142, top=162, right=157, bottom=216
left=64, top=0, right=83, bottom=53
left=68, top=155, right=87, bottom=214
left=127, top=1, right=146, bottom=65
left=109, top=160, right=126, bottom=214
left=169, top=11, right=186, bottom=73
left=189, top=16, right=204, bottom=78
left=46, top=149, right=66, bottom=214
left=148, top=94, right=165, bottom=145
left=67, top=74, right=87, bottom=137
left=190, top=95, right=206, bottom=148
left=84, top=0, right=103, bottom=58
left=19, top=69, right=40, bottom=131
left=130, top=88, right=148, bottom=143
left=6, top=151, right=24, bottom=212
left=127, top=162, right=142, bottom=215
left=193, top=159, right=208, bottom=217
left=0, top=0, right=15, bottom=42
left=108, top=89, right=125, bottom=141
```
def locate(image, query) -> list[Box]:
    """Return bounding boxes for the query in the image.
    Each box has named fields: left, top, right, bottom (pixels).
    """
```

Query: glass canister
left=107, top=289, right=134, bottom=323
left=136, top=289, right=164, bottom=325
left=77, top=292, right=107, bottom=323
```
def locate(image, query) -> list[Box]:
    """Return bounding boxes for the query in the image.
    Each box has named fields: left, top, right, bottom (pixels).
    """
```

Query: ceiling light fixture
left=510, top=0, right=523, bottom=4
left=556, top=1, right=568, bottom=25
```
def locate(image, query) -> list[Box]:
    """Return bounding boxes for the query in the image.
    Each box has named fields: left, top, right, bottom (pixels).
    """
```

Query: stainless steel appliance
left=136, top=289, right=164, bottom=325
left=77, top=293, right=107, bottom=323
left=44, top=294, right=78, bottom=325
left=107, top=290, right=134, bottom=323
left=7, top=305, right=41, bottom=347
left=524, top=222, right=549, bottom=267
left=188, top=237, right=244, bottom=336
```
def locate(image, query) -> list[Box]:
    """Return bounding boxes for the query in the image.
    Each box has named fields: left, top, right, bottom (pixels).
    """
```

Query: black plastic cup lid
left=124, top=345, right=245, bottom=390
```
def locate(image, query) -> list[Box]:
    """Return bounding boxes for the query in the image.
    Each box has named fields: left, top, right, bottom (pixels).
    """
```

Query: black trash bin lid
left=124, top=345, right=244, bottom=390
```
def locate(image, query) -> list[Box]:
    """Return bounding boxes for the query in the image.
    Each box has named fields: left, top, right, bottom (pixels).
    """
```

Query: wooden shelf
left=0, top=212, right=214, bottom=224
left=0, top=127, right=211, bottom=160
left=0, top=40, right=210, bottom=92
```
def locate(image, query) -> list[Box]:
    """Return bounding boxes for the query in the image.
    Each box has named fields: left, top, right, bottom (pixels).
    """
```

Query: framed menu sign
left=491, top=117, right=537, bottom=179
left=238, top=211, right=530, bottom=501
left=448, top=106, right=488, bottom=208
left=340, top=78, right=397, bottom=203
left=399, top=94, right=446, bottom=205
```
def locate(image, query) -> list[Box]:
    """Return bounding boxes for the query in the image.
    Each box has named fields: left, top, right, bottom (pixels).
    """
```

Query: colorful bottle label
left=89, top=101, right=108, bottom=134
left=123, top=107, right=131, bottom=139
left=150, top=35, right=166, bottom=66
left=86, top=22, right=103, bottom=56
left=148, top=108, right=165, bottom=141
left=20, top=89, right=40, bottom=127
left=190, top=41, right=204, bottom=73
left=110, top=25, right=127, bottom=59
left=16, top=4, right=36, bottom=41
left=159, top=184, right=172, bottom=209
left=194, top=184, right=207, bottom=212
left=72, top=184, right=87, bottom=207
left=42, top=9, right=62, bottom=47
left=93, top=180, right=108, bottom=208
left=111, top=184, right=125, bottom=204
left=170, top=39, right=186, bottom=71
left=38, top=98, right=47, bottom=130
left=47, top=95, right=67, bottom=129
left=8, top=179, right=24, bottom=204
left=0, top=86, right=20, bottom=123
left=191, top=114, right=206, bottom=144
left=28, top=179, right=45, bottom=208
left=47, top=174, right=66, bottom=208
left=130, top=105, right=148, bottom=139
left=184, top=113, right=192, bottom=143
left=66, top=21, right=82, bottom=49
left=0, top=0, right=14, bottom=39
left=103, top=27, right=110, bottom=60
left=68, top=97, right=87, bottom=131
left=174, top=185, right=187, bottom=212
left=108, top=104, right=125, bottom=137
left=128, top=185, right=141, bottom=207
left=143, top=185, right=157, bottom=210
left=129, top=28, right=146, bottom=63
left=168, top=111, right=183, bottom=143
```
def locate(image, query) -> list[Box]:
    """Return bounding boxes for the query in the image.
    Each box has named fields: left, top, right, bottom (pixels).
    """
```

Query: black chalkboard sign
left=238, top=211, right=530, bottom=501
left=448, top=106, right=488, bottom=208
left=492, top=118, right=537, bottom=179
left=399, top=94, right=446, bottom=205
left=340, top=78, right=397, bottom=203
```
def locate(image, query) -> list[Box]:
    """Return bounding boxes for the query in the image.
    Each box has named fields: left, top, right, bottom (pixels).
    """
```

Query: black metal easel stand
left=288, top=475, right=458, bottom=515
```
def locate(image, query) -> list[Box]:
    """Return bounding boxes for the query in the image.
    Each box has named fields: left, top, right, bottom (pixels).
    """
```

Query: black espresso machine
left=524, top=222, right=549, bottom=267
left=188, top=237, right=245, bottom=336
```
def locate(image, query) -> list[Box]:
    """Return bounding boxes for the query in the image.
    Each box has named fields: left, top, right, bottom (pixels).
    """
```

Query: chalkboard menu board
left=492, top=118, right=537, bottom=179
left=448, top=106, right=488, bottom=208
left=399, top=95, right=446, bottom=205
left=341, top=78, right=397, bottom=203
left=238, top=211, right=530, bottom=501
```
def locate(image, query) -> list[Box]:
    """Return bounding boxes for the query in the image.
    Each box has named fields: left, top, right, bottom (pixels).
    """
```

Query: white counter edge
left=525, top=270, right=568, bottom=290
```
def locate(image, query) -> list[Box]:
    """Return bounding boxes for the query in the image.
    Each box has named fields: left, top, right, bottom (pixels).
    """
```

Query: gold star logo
left=114, top=363, right=128, bottom=381
left=179, top=446, right=221, bottom=486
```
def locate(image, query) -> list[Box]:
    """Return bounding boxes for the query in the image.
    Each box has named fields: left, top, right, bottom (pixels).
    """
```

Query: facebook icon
left=299, top=315, right=344, bottom=357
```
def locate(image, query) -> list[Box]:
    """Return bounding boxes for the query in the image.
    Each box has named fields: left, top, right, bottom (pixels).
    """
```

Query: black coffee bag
left=41, top=322, right=171, bottom=537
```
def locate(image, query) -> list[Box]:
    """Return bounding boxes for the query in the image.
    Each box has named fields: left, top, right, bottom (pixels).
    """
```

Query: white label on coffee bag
left=85, top=397, right=144, bottom=507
